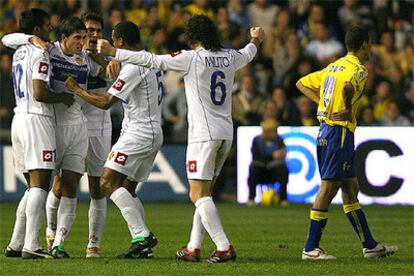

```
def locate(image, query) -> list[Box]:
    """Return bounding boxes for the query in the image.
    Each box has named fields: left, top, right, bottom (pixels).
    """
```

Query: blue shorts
left=317, top=122, right=356, bottom=180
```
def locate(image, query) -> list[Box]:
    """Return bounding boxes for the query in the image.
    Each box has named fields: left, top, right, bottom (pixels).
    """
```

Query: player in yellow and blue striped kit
left=296, top=26, right=398, bottom=260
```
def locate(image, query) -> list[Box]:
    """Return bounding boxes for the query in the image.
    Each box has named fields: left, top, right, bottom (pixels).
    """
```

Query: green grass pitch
left=0, top=202, right=413, bottom=275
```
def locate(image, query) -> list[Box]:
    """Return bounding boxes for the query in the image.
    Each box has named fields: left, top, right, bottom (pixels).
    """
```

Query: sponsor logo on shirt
left=188, top=160, right=197, bottom=173
left=42, top=150, right=54, bottom=162
left=112, top=79, right=125, bottom=91
left=114, top=152, right=128, bottom=165
left=38, top=62, right=49, bottom=74
left=170, top=51, right=182, bottom=57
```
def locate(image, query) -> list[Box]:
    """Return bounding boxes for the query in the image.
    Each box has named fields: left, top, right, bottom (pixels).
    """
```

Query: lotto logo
left=43, top=150, right=54, bottom=162
left=38, top=62, right=49, bottom=74
left=115, top=152, right=128, bottom=165
left=188, top=160, right=197, bottom=173
left=170, top=51, right=182, bottom=57
left=112, top=79, right=125, bottom=91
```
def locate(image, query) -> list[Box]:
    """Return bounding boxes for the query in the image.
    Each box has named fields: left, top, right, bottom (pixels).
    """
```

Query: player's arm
left=329, top=82, right=354, bottom=122
left=233, top=27, right=265, bottom=70
left=65, top=77, right=118, bottom=110
left=296, top=70, right=324, bottom=104
left=1, top=33, right=48, bottom=51
left=33, top=80, right=74, bottom=107
left=97, top=39, right=191, bottom=73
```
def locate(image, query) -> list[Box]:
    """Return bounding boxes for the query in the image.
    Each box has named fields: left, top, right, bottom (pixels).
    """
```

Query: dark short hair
left=60, top=17, right=86, bottom=40
left=185, top=15, right=222, bottom=52
left=81, top=12, right=104, bottom=28
left=113, top=21, right=140, bottom=46
left=345, top=25, right=370, bottom=52
left=19, top=8, right=50, bottom=34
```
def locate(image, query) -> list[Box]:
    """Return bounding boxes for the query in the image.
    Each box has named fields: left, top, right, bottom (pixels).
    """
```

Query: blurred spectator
left=297, top=3, right=325, bottom=47
left=260, top=99, right=279, bottom=122
left=338, top=0, right=375, bottom=35
left=248, top=119, right=289, bottom=206
left=400, top=81, right=414, bottom=125
left=380, top=101, right=411, bottom=126
left=185, top=0, right=214, bottom=18
left=232, top=74, right=264, bottom=127
left=228, top=0, right=249, bottom=29
left=285, top=58, right=314, bottom=99
left=393, top=17, right=412, bottom=50
left=125, top=0, right=147, bottom=27
left=272, top=87, right=301, bottom=126
left=371, top=80, right=392, bottom=121
left=358, top=105, right=379, bottom=126
left=55, top=0, right=81, bottom=20
left=273, top=31, right=302, bottom=87
left=103, top=8, right=123, bottom=40
left=296, top=96, right=318, bottom=126
left=371, top=31, right=407, bottom=84
left=216, top=6, right=243, bottom=49
left=162, top=79, right=187, bottom=144
left=305, top=23, right=344, bottom=67
left=265, top=9, right=292, bottom=58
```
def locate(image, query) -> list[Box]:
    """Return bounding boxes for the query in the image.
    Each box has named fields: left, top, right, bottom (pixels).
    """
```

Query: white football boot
left=363, top=243, right=398, bottom=259
left=302, top=248, right=336, bottom=260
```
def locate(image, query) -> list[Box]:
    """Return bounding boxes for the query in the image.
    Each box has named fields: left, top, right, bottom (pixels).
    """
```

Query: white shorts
left=105, top=133, right=163, bottom=182
left=86, top=135, right=111, bottom=177
left=186, top=140, right=232, bottom=180
left=11, top=114, right=56, bottom=173
left=56, top=124, right=88, bottom=175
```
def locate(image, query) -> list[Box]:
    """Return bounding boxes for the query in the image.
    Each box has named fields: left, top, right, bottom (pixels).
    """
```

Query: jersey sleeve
left=233, top=43, right=258, bottom=70
left=115, top=49, right=192, bottom=73
left=1, top=33, right=32, bottom=49
left=108, top=65, right=142, bottom=103
left=299, top=69, right=324, bottom=90
left=31, top=50, right=51, bottom=82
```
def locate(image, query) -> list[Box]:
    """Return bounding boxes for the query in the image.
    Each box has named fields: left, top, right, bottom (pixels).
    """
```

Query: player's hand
left=250, top=27, right=265, bottom=43
left=97, top=39, right=116, bottom=57
left=65, top=76, right=80, bottom=93
left=107, top=60, right=121, bottom=78
left=330, top=109, right=352, bottom=122
left=60, top=92, right=75, bottom=107
left=29, top=36, right=48, bottom=51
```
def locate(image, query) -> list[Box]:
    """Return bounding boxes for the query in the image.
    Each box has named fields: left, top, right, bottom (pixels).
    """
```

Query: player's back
left=317, top=54, right=368, bottom=131
left=110, top=62, right=162, bottom=142
left=12, top=44, right=53, bottom=117
left=184, top=48, right=243, bottom=142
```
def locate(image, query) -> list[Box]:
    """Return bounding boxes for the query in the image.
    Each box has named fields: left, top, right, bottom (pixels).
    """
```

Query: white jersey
left=49, top=42, right=101, bottom=125
left=115, top=43, right=257, bottom=142
left=108, top=62, right=162, bottom=142
left=2, top=35, right=53, bottom=116
left=83, top=58, right=112, bottom=137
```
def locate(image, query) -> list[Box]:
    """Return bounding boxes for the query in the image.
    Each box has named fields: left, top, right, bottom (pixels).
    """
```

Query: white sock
left=8, top=190, right=29, bottom=251
left=23, top=187, right=47, bottom=251
left=53, top=197, right=77, bottom=247
left=46, top=191, right=60, bottom=239
left=134, top=197, right=145, bottom=221
left=195, top=197, right=230, bottom=251
left=187, top=208, right=206, bottom=250
left=110, top=187, right=149, bottom=239
left=87, top=198, right=107, bottom=248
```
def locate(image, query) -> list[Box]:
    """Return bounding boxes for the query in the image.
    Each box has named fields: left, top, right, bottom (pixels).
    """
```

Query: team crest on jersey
left=38, top=62, right=49, bottom=74
left=114, top=152, right=128, bottom=165
left=358, top=71, right=365, bottom=80
left=75, top=57, right=84, bottom=65
left=112, top=79, right=125, bottom=91
left=170, top=51, right=182, bottom=57
left=42, top=150, right=54, bottom=162
left=188, top=160, right=197, bottom=173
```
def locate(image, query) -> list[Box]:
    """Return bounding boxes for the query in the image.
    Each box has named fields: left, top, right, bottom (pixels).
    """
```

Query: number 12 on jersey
left=12, top=64, right=24, bottom=98
left=210, top=71, right=226, bottom=106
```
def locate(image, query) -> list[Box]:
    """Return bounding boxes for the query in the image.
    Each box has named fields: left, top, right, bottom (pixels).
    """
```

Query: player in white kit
left=65, top=21, right=163, bottom=259
left=2, top=8, right=74, bottom=259
left=98, top=15, right=265, bottom=262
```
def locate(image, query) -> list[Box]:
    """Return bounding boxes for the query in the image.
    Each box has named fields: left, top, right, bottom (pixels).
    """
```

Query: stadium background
left=0, top=0, right=413, bottom=203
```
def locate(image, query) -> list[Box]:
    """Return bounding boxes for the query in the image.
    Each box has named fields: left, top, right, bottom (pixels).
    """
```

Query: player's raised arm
left=2, top=33, right=32, bottom=49
left=65, top=76, right=117, bottom=110
left=233, top=27, right=265, bottom=70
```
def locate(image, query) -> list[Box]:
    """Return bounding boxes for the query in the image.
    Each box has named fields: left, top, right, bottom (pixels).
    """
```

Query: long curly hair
left=185, top=15, right=222, bottom=52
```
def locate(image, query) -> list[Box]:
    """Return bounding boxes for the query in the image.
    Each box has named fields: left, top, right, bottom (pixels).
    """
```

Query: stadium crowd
left=0, top=0, right=413, bottom=198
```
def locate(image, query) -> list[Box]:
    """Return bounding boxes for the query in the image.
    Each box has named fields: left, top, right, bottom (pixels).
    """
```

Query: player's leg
left=341, top=178, right=398, bottom=258
left=303, top=123, right=343, bottom=260
left=122, top=179, right=145, bottom=220
left=86, top=176, right=106, bottom=258
left=51, top=169, right=81, bottom=258
left=46, top=175, right=61, bottom=251
left=22, top=169, right=54, bottom=258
